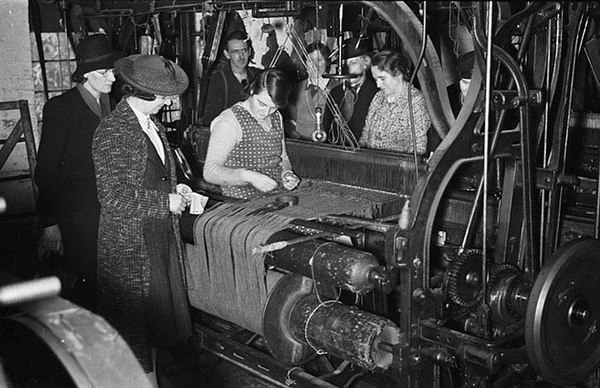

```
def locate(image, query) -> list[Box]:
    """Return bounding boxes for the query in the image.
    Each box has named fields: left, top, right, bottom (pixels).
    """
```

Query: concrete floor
left=160, top=360, right=277, bottom=388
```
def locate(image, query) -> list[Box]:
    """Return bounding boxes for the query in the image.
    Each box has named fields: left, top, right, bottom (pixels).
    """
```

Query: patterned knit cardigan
left=92, top=99, right=185, bottom=370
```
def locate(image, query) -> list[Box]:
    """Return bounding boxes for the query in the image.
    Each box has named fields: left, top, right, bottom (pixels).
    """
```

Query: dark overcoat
left=35, top=87, right=101, bottom=226
left=92, top=99, right=187, bottom=370
left=34, top=87, right=106, bottom=309
left=323, top=77, right=379, bottom=143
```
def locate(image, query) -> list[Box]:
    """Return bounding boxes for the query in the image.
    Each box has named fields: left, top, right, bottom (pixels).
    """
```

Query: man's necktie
left=307, top=83, right=318, bottom=99
left=341, top=86, right=358, bottom=122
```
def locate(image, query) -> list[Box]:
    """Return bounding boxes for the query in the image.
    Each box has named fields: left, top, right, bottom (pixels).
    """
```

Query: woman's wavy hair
left=371, top=50, right=412, bottom=82
left=245, top=68, right=291, bottom=108
left=71, top=73, right=87, bottom=84
left=118, top=81, right=157, bottom=101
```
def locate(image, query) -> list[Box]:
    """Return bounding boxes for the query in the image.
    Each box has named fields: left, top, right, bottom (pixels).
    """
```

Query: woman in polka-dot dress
left=204, top=68, right=300, bottom=199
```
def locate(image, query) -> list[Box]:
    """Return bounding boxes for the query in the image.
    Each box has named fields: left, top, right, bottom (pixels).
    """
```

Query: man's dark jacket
left=323, top=78, right=378, bottom=144
left=35, top=87, right=102, bottom=227
left=202, top=64, right=260, bottom=125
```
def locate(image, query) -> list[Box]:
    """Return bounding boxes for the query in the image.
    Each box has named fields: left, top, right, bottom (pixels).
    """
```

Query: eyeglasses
left=95, top=69, right=114, bottom=77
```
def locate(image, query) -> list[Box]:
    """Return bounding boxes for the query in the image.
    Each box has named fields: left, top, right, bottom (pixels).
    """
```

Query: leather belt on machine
left=0, top=273, right=150, bottom=387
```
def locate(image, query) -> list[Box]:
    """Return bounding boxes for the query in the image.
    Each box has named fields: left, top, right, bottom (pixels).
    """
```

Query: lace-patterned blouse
left=360, top=86, right=431, bottom=154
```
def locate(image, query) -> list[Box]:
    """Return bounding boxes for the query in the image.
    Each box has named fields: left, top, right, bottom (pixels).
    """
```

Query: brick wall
left=0, top=0, right=36, bottom=216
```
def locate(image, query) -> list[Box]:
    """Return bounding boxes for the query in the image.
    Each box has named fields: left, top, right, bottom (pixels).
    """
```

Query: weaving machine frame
left=182, top=2, right=600, bottom=387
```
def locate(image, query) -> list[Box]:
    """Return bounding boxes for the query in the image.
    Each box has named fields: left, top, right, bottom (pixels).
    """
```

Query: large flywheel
left=525, top=238, right=600, bottom=385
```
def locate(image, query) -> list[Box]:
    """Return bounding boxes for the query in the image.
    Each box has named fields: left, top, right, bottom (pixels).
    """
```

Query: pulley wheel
left=525, top=238, right=600, bottom=384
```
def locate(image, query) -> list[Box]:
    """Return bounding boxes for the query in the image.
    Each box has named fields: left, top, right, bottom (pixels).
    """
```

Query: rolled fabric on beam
left=263, top=273, right=400, bottom=370
left=264, top=231, right=384, bottom=294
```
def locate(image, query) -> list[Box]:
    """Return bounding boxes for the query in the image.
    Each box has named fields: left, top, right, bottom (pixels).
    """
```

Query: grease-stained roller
left=263, top=273, right=400, bottom=370
left=264, top=231, right=386, bottom=294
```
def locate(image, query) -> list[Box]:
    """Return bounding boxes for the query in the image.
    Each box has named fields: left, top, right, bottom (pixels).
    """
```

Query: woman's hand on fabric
left=282, top=171, right=300, bottom=190
left=244, top=170, right=278, bottom=193
left=169, top=193, right=189, bottom=215
left=38, top=224, right=63, bottom=258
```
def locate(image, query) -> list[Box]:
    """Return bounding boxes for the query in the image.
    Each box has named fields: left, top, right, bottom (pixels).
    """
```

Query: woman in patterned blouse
left=360, top=50, right=431, bottom=154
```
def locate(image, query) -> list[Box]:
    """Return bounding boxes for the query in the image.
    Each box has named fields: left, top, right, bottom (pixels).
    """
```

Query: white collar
left=127, top=100, right=150, bottom=125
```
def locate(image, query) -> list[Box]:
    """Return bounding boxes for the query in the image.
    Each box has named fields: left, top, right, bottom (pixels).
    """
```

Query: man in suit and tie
left=324, top=37, right=378, bottom=145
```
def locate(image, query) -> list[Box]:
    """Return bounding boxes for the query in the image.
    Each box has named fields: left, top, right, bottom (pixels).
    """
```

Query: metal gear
left=446, top=250, right=484, bottom=307
left=487, top=263, right=525, bottom=325
left=488, top=263, right=522, bottom=290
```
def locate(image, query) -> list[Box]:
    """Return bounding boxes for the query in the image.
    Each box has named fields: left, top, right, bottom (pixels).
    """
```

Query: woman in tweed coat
left=92, top=54, right=192, bottom=379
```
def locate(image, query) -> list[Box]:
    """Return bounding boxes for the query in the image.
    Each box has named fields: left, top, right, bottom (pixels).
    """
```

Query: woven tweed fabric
left=185, top=179, right=404, bottom=333
left=239, top=178, right=405, bottom=219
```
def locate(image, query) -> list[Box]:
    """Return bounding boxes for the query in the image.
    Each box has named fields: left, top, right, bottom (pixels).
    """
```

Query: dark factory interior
left=1, top=1, right=600, bottom=387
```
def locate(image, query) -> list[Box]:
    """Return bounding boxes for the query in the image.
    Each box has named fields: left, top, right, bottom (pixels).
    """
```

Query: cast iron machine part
left=418, top=239, right=600, bottom=384
left=263, top=273, right=401, bottom=371
left=264, top=229, right=394, bottom=295
left=259, top=227, right=600, bottom=384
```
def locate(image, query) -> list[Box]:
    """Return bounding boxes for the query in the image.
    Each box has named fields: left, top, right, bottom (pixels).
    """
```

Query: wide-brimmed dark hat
left=342, top=37, right=372, bottom=60
left=114, top=54, right=189, bottom=96
left=457, top=51, right=475, bottom=79
left=72, top=34, right=122, bottom=78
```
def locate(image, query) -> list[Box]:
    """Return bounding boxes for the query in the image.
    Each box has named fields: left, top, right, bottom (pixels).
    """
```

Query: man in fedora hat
left=323, top=36, right=378, bottom=144
left=92, top=54, right=192, bottom=382
left=35, top=33, right=122, bottom=312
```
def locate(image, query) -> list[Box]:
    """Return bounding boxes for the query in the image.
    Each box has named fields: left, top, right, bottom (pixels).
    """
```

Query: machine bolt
left=413, top=288, right=426, bottom=301
left=465, top=271, right=480, bottom=286
left=436, top=230, right=447, bottom=246
left=413, top=258, right=422, bottom=270
left=410, top=351, right=421, bottom=365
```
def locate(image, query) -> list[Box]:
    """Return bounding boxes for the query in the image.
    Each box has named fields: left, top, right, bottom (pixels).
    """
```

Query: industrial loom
left=181, top=1, right=600, bottom=387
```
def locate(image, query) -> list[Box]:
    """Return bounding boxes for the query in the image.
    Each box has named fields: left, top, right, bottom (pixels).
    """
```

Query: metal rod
left=337, top=3, right=344, bottom=75
left=482, top=0, right=493, bottom=304
left=252, top=233, right=331, bottom=255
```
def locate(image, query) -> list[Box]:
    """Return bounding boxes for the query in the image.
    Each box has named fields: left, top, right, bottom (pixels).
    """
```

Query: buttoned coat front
left=92, top=99, right=186, bottom=370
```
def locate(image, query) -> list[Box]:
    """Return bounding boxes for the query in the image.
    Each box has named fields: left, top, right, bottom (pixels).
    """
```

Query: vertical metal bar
left=481, top=0, right=494, bottom=304
left=539, top=14, right=553, bottom=263
left=337, top=4, right=343, bottom=75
